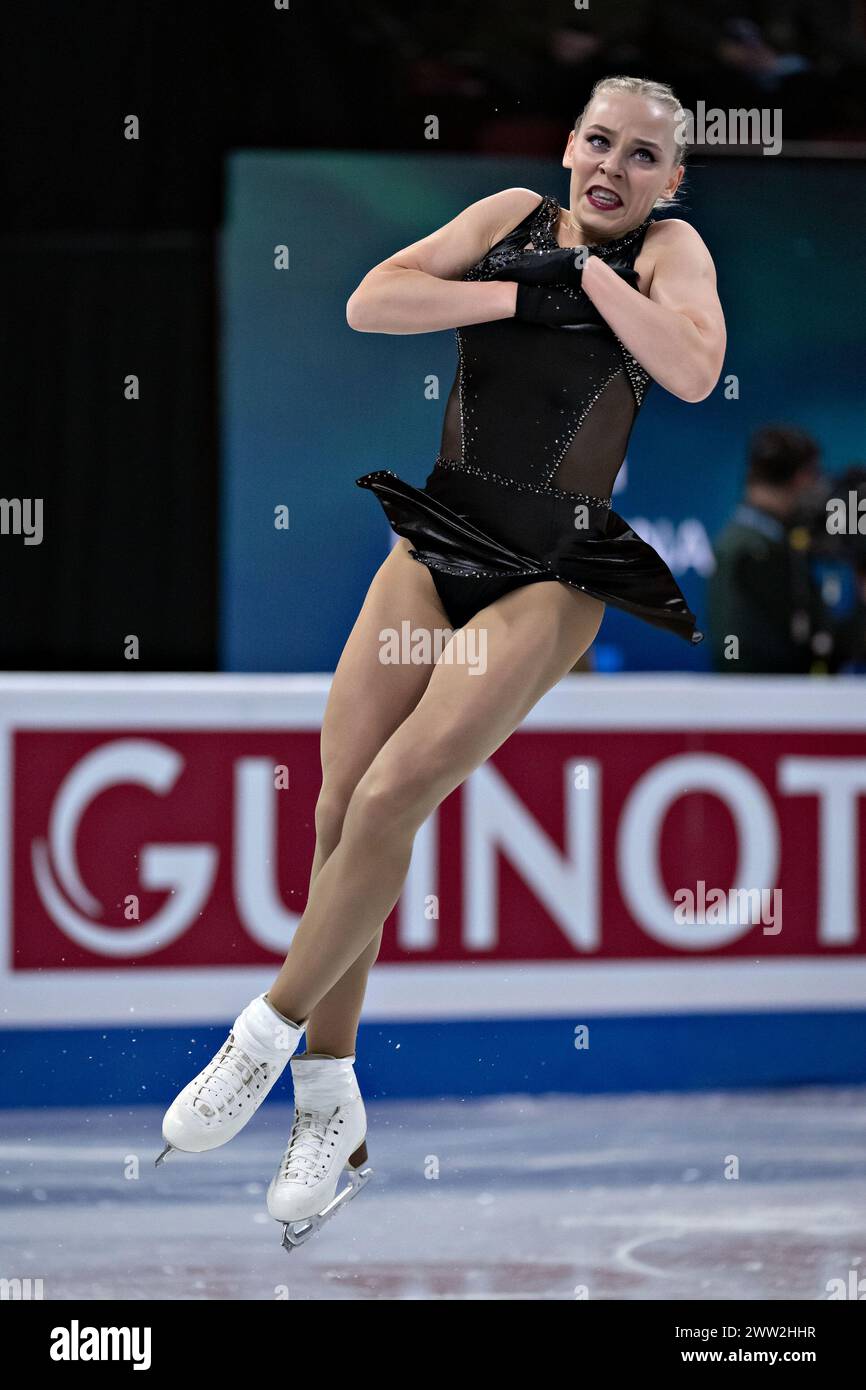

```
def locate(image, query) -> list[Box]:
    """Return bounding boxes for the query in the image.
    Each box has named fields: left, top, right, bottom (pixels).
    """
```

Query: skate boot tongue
left=233, top=993, right=306, bottom=1063
left=290, top=1054, right=361, bottom=1108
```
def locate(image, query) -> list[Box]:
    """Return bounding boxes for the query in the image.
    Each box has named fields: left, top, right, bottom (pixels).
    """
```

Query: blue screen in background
left=220, top=151, right=865, bottom=672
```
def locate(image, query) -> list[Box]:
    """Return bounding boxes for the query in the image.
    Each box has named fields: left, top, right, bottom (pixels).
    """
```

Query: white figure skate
left=156, top=993, right=306, bottom=1165
left=267, top=1053, right=372, bottom=1249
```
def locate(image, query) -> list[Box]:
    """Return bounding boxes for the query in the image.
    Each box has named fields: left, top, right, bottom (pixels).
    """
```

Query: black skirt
left=357, top=461, right=702, bottom=644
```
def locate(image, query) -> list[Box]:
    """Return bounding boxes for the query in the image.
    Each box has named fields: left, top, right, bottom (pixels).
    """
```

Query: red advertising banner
left=11, top=726, right=866, bottom=970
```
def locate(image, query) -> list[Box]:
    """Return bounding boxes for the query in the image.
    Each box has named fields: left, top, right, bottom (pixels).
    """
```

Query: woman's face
left=564, top=91, right=683, bottom=237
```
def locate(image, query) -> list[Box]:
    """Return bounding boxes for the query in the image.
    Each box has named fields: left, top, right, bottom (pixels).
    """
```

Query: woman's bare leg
left=297, top=539, right=450, bottom=1055
left=267, top=581, right=605, bottom=1022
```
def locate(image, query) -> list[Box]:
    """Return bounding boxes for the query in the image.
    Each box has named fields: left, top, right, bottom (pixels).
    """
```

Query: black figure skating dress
left=356, top=192, right=702, bottom=643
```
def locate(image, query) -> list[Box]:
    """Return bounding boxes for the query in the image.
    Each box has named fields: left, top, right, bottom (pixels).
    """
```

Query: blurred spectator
left=707, top=425, right=865, bottom=673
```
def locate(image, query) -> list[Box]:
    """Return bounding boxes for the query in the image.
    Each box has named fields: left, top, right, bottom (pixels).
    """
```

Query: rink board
left=1, top=675, right=865, bottom=1105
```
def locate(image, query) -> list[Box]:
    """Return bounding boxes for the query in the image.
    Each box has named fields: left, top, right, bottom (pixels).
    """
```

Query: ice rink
left=2, top=1088, right=865, bottom=1301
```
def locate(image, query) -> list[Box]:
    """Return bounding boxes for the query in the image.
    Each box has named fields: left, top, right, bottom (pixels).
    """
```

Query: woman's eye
left=587, top=133, right=655, bottom=162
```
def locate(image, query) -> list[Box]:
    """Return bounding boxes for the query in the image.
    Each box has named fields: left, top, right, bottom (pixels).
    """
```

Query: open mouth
left=586, top=186, right=623, bottom=211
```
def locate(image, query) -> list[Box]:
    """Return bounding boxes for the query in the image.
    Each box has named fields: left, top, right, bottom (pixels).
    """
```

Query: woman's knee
left=315, top=744, right=442, bottom=850
left=314, top=778, right=356, bottom=845
left=343, top=754, right=447, bottom=842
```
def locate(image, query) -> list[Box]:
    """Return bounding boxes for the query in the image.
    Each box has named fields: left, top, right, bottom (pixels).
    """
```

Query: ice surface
left=2, top=1089, right=864, bottom=1300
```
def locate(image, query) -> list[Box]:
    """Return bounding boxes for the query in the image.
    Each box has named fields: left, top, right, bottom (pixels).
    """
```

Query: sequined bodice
left=437, top=193, right=653, bottom=502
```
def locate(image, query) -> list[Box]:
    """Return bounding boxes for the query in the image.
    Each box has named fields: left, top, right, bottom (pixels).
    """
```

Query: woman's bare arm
left=580, top=220, right=726, bottom=403
left=345, top=188, right=532, bottom=335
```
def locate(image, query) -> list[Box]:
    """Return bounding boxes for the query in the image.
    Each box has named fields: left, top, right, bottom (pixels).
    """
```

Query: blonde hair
left=574, top=75, right=687, bottom=209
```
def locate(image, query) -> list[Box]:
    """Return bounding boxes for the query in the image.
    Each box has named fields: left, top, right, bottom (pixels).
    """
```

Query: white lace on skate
left=278, top=1108, right=341, bottom=1185
left=190, top=1035, right=273, bottom=1121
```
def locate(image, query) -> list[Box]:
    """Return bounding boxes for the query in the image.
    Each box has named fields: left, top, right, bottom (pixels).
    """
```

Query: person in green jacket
left=708, top=425, right=827, bottom=673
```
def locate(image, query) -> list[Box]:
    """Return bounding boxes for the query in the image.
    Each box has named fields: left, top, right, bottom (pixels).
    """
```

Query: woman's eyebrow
left=584, top=124, right=665, bottom=152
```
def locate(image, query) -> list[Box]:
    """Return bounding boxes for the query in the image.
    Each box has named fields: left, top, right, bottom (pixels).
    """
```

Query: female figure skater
left=158, top=76, right=726, bottom=1248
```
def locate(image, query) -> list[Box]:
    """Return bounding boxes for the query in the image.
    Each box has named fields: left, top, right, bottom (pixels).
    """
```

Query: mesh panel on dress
left=439, top=375, right=462, bottom=458
left=549, top=369, right=636, bottom=498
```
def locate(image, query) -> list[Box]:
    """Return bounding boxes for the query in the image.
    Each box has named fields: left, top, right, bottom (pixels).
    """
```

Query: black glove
left=489, top=246, right=588, bottom=291
left=514, top=265, right=641, bottom=329
left=492, top=245, right=640, bottom=289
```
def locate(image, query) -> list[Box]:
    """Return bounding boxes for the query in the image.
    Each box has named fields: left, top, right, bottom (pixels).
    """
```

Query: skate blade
left=154, top=1142, right=175, bottom=1168
left=280, top=1162, right=373, bottom=1251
